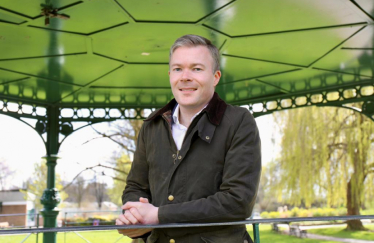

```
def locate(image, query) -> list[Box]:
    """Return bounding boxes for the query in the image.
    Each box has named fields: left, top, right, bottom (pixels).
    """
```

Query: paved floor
left=305, top=232, right=374, bottom=243
left=278, top=223, right=374, bottom=243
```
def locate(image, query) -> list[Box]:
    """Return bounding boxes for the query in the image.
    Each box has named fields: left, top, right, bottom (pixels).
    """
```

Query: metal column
left=40, top=106, right=61, bottom=243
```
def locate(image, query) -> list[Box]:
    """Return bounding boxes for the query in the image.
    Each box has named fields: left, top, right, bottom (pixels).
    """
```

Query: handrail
left=0, top=213, right=38, bottom=217
left=1, top=215, right=373, bottom=235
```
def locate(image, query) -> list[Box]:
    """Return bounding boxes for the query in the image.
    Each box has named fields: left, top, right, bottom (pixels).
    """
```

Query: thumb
left=139, top=197, right=149, bottom=203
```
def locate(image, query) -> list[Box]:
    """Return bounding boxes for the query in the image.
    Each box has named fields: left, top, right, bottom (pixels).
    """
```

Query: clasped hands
left=116, top=197, right=159, bottom=238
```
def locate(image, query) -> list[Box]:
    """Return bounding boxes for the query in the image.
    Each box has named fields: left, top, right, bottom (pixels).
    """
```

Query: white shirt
left=172, top=104, right=207, bottom=150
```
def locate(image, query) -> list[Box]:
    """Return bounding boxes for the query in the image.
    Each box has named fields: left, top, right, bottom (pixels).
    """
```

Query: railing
left=0, top=215, right=373, bottom=243
left=0, top=213, right=42, bottom=243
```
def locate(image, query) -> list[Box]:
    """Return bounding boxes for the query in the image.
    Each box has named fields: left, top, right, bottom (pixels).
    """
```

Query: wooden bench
left=0, top=222, right=9, bottom=228
left=289, top=224, right=307, bottom=238
left=271, top=223, right=279, bottom=232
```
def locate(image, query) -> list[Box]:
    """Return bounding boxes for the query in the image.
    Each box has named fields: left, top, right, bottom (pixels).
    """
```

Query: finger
left=118, top=213, right=131, bottom=225
left=122, top=202, right=140, bottom=210
left=139, top=197, right=149, bottom=203
left=129, top=207, right=144, bottom=224
left=125, top=210, right=140, bottom=224
left=115, top=218, right=124, bottom=225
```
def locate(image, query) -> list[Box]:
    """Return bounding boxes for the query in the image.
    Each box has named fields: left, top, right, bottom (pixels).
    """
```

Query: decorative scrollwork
left=40, top=188, right=61, bottom=210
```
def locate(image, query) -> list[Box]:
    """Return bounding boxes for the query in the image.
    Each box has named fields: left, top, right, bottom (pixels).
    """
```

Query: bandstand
left=0, top=1, right=373, bottom=242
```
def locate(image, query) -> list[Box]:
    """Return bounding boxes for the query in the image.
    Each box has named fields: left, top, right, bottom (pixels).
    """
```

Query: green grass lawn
left=308, top=224, right=374, bottom=241
left=247, top=224, right=337, bottom=243
left=0, top=230, right=133, bottom=243
left=2, top=224, right=366, bottom=243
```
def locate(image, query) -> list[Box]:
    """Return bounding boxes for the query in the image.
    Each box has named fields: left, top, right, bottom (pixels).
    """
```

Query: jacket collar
left=145, top=92, right=227, bottom=126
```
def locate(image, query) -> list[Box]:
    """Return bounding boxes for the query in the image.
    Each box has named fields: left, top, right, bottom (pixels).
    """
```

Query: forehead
left=170, top=46, right=213, bottom=66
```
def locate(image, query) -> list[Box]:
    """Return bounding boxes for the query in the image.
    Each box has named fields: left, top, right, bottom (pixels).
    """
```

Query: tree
left=271, top=105, right=374, bottom=230
left=62, top=116, right=144, bottom=208
left=89, top=118, right=144, bottom=155
left=107, top=154, right=132, bottom=206
left=22, top=162, right=68, bottom=211
left=74, top=118, right=143, bottom=206
left=64, top=176, right=86, bottom=208
left=85, top=181, right=109, bottom=209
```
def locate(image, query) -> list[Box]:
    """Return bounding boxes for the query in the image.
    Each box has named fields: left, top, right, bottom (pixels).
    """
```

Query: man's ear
left=213, top=70, right=221, bottom=86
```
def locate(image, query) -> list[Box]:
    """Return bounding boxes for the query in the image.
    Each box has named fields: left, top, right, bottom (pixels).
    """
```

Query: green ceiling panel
left=0, top=69, right=27, bottom=84
left=0, top=11, right=25, bottom=24
left=0, top=55, right=120, bottom=86
left=219, top=56, right=297, bottom=84
left=90, top=64, right=169, bottom=88
left=92, top=23, right=226, bottom=63
left=116, top=0, right=232, bottom=22
left=314, top=49, right=373, bottom=77
left=30, top=0, right=129, bottom=34
left=314, top=25, right=374, bottom=77
left=0, top=77, right=81, bottom=103
left=0, top=0, right=78, bottom=18
left=222, top=25, right=363, bottom=67
left=0, top=24, right=86, bottom=60
left=355, top=0, right=374, bottom=19
left=204, top=0, right=366, bottom=36
left=341, top=25, right=374, bottom=49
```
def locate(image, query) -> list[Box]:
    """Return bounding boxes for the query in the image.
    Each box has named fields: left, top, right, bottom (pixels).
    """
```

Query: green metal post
left=252, top=223, right=260, bottom=243
left=36, top=213, right=39, bottom=243
left=40, top=106, right=61, bottom=243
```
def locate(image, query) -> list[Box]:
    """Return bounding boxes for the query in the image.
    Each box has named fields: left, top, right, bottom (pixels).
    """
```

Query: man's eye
left=194, top=68, right=202, bottom=71
left=174, top=68, right=181, bottom=71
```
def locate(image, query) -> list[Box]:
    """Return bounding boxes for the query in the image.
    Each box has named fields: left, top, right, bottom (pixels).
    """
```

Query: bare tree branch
left=88, top=126, right=136, bottom=153
left=97, top=163, right=131, bottom=175
left=61, top=163, right=131, bottom=191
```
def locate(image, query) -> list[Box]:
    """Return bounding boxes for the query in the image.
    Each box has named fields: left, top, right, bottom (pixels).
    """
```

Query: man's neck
left=178, top=105, right=205, bottom=128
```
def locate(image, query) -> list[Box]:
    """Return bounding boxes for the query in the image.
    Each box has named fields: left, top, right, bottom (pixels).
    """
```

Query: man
left=116, top=34, right=261, bottom=243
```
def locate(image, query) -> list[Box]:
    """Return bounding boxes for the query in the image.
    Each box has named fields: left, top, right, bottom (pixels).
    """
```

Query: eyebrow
left=170, top=63, right=206, bottom=67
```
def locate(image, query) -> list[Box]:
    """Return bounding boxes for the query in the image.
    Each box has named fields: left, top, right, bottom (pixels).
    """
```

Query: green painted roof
left=0, top=0, right=373, bottom=109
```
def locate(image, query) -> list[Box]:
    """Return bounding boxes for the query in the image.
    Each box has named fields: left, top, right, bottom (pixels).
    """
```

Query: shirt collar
left=172, top=103, right=208, bottom=125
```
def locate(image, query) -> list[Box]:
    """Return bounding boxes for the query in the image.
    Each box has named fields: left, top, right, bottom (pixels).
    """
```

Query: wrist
left=154, top=207, right=159, bottom=224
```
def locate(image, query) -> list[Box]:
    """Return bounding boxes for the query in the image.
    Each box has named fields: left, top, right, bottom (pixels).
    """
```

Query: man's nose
left=181, top=70, right=191, bottom=81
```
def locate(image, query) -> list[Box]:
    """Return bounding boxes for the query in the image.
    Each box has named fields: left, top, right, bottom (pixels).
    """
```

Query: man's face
left=169, top=46, right=221, bottom=112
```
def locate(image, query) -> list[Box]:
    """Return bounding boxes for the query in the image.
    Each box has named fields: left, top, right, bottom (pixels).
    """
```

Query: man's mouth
left=179, top=88, right=197, bottom=91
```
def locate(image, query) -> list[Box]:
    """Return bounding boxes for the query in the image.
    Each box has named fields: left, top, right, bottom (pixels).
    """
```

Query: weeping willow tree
left=272, top=104, right=374, bottom=230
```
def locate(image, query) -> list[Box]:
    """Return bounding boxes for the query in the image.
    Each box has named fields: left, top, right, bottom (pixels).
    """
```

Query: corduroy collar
left=145, top=92, right=227, bottom=126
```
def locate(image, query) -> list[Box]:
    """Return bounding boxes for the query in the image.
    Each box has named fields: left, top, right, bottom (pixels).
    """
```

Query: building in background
left=0, top=189, right=35, bottom=227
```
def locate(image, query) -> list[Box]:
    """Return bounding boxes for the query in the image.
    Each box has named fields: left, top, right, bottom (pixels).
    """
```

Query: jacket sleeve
left=122, top=123, right=152, bottom=205
left=158, top=110, right=261, bottom=223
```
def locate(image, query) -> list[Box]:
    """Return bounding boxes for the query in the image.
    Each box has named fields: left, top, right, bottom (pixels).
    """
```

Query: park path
left=278, top=223, right=374, bottom=243
left=305, top=232, right=374, bottom=243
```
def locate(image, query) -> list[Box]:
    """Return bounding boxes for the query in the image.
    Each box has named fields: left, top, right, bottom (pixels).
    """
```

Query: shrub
left=268, top=211, right=281, bottom=218
left=290, top=207, right=300, bottom=217
left=260, top=211, right=269, bottom=218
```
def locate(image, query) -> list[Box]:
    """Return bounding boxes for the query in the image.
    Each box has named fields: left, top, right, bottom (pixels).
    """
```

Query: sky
left=0, top=113, right=280, bottom=190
